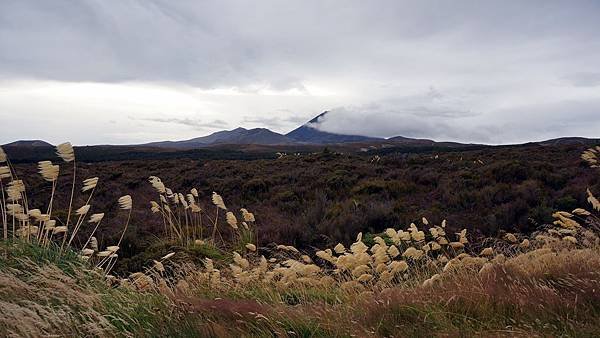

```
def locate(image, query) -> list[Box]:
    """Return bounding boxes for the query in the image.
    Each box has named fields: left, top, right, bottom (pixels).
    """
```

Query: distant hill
left=145, top=127, right=293, bottom=148
left=537, top=137, right=600, bottom=146
left=286, top=111, right=383, bottom=144
left=3, top=140, right=53, bottom=147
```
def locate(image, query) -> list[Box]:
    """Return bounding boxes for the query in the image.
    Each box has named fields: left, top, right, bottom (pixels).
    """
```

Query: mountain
left=3, top=140, right=53, bottom=147
left=146, top=127, right=293, bottom=148
left=536, top=137, right=600, bottom=146
left=286, top=112, right=383, bottom=144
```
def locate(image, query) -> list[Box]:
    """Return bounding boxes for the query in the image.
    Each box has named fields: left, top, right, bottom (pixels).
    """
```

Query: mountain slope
left=3, top=140, right=53, bottom=147
left=146, top=127, right=293, bottom=148
left=286, top=112, right=383, bottom=144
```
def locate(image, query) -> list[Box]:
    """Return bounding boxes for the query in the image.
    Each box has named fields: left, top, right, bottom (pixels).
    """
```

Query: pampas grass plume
left=37, top=161, right=59, bottom=182
left=56, top=142, right=75, bottom=162
left=75, top=204, right=91, bottom=216
left=82, top=177, right=99, bottom=192
left=0, top=165, right=11, bottom=179
left=212, top=192, right=227, bottom=210
left=88, top=213, right=104, bottom=223
left=118, top=195, right=133, bottom=210
left=226, top=211, right=238, bottom=229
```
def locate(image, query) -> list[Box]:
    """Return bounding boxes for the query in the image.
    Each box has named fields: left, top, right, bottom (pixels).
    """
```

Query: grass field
left=1, top=144, right=600, bottom=337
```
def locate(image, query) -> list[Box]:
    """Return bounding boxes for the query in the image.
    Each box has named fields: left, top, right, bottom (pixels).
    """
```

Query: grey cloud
left=563, top=72, right=600, bottom=87
left=1, top=1, right=600, bottom=144
left=243, top=112, right=312, bottom=130
left=315, top=98, right=600, bottom=144
left=138, top=117, right=229, bottom=130
left=2, top=0, right=600, bottom=88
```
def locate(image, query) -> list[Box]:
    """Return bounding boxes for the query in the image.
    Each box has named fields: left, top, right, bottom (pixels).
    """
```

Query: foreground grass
left=2, top=241, right=600, bottom=337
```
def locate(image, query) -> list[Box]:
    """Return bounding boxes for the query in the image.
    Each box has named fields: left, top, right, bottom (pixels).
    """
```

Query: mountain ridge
left=3, top=112, right=599, bottom=150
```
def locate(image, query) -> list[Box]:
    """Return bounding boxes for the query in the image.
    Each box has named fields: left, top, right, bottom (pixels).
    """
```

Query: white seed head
left=56, top=142, right=75, bottom=162
left=118, top=195, right=133, bottom=210
left=75, top=204, right=91, bottom=216
left=212, top=192, right=227, bottom=210
left=82, top=177, right=99, bottom=192
left=0, top=146, right=6, bottom=163
left=38, top=161, right=59, bottom=182
left=226, top=211, right=238, bottom=229
left=88, top=213, right=104, bottom=223
left=148, top=176, right=166, bottom=194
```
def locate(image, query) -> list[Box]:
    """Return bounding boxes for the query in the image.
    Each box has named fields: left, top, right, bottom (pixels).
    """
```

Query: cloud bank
left=0, top=0, right=599, bottom=144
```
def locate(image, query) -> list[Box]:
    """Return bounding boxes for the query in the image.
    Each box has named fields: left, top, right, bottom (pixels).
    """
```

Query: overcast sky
left=1, top=0, right=599, bottom=145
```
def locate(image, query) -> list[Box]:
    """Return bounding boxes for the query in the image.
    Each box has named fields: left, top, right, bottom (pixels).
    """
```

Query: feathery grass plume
left=245, top=243, right=257, bottom=252
left=75, top=204, right=91, bottom=216
left=389, top=260, right=409, bottom=274
left=587, top=189, right=600, bottom=211
left=480, top=247, right=494, bottom=256
left=6, top=180, right=25, bottom=201
left=0, top=165, right=11, bottom=179
left=107, top=246, right=119, bottom=252
left=0, top=146, right=6, bottom=163
left=334, top=243, right=346, bottom=254
left=150, top=201, right=160, bottom=213
left=226, top=211, right=238, bottom=229
left=240, top=208, right=255, bottom=222
left=572, top=208, right=591, bottom=216
left=6, top=204, right=23, bottom=216
left=161, top=252, right=175, bottom=260
left=212, top=192, right=227, bottom=210
left=403, top=247, right=424, bottom=259
left=582, top=147, right=599, bottom=167
left=186, top=193, right=195, bottom=205
left=387, top=245, right=400, bottom=258
left=81, top=248, right=94, bottom=256
left=116, top=195, right=133, bottom=249
left=148, top=176, right=166, bottom=194
left=153, top=260, right=165, bottom=273
left=82, top=177, right=99, bottom=192
left=504, top=233, right=518, bottom=243
left=177, top=193, right=188, bottom=209
left=190, top=203, right=201, bottom=213
left=53, top=226, right=67, bottom=233
left=449, top=242, right=465, bottom=250
left=89, top=236, right=98, bottom=250
left=190, top=188, right=199, bottom=197
left=56, top=142, right=77, bottom=254
left=118, top=195, right=133, bottom=210
left=37, top=161, right=59, bottom=182
left=89, top=213, right=104, bottom=224
left=28, top=209, right=42, bottom=220
left=97, top=250, right=112, bottom=257
left=55, top=142, right=75, bottom=162
left=457, top=229, right=468, bottom=244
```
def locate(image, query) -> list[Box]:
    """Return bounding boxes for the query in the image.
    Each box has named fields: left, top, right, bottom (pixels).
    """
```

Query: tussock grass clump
left=0, top=241, right=186, bottom=337
left=0, top=143, right=131, bottom=276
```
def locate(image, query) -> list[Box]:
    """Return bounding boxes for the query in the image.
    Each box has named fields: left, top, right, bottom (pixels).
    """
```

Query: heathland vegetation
left=1, top=143, right=600, bottom=336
